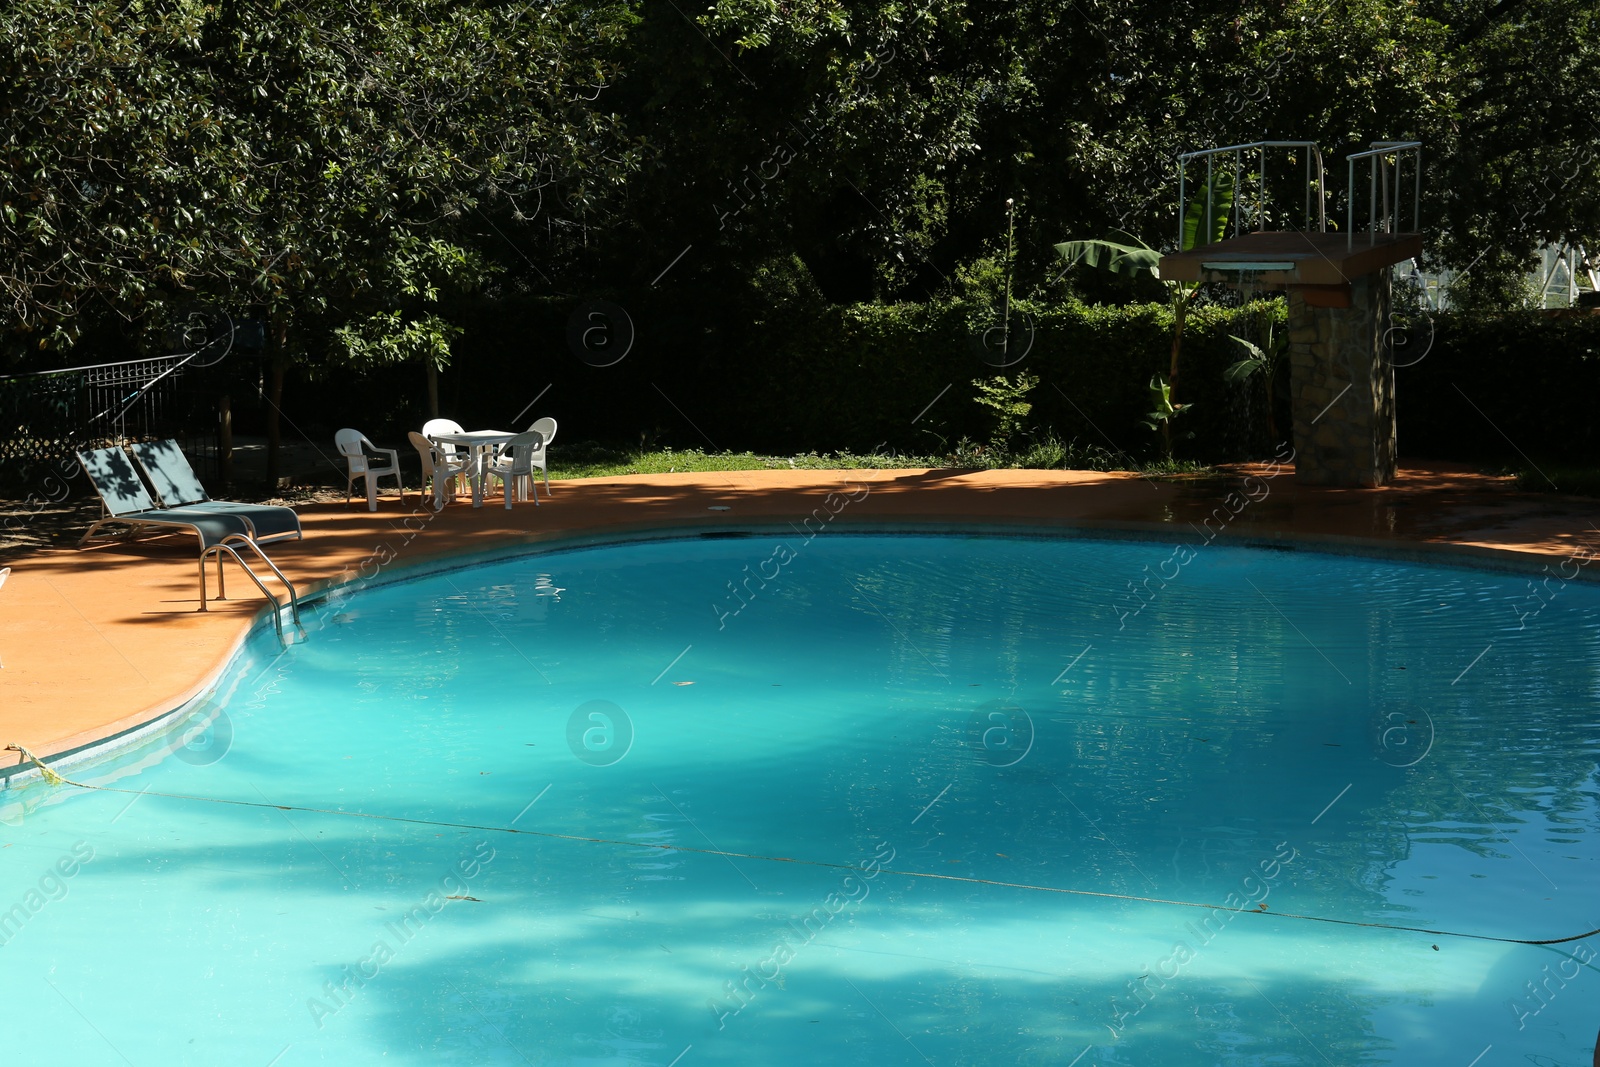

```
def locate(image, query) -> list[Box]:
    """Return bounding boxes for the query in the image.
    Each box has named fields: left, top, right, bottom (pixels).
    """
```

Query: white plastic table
left=427, top=430, right=515, bottom=508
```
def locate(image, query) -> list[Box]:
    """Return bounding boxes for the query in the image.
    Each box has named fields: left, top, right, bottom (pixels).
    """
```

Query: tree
left=0, top=1, right=242, bottom=357
left=1, top=0, right=639, bottom=473
left=600, top=0, right=1598, bottom=309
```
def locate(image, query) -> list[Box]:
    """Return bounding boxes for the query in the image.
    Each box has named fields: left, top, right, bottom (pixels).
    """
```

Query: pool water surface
left=2, top=532, right=1597, bottom=1065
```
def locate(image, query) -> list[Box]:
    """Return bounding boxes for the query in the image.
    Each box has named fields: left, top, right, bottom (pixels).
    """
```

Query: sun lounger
left=128, top=439, right=302, bottom=543
left=79, top=446, right=254, bottom=550
left=76, top=447, right=302, bottom=635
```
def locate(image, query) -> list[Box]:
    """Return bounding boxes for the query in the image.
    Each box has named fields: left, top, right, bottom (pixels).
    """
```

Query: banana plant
left=1054, top=170, right=1234, bottom=456
left=1224, top=318, right=1287, bottom=441
left=1139, top=374, right=1193, bottom=440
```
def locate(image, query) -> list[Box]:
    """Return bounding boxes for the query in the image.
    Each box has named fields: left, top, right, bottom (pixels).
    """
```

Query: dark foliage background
left=3, top=0, right=1598, bottom=480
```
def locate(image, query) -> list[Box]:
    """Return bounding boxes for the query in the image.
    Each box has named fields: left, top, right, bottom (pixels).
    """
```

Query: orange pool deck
left=4, top=463, right=1599, bottom=771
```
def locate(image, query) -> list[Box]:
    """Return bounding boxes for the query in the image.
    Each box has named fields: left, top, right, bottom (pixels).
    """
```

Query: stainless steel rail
left=1176, top=141, right=1328, bottom=249
left=202, top=536, right=304, bottom=647
left=1346, top=141, right=1423, bottom=250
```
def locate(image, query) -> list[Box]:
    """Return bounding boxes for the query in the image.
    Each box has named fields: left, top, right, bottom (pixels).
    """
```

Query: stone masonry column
left=1287, top=271, right=1397, bottom=487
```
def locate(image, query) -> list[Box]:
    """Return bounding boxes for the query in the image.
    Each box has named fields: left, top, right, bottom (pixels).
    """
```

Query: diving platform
left=1159, top=230, right=1423, bottom=289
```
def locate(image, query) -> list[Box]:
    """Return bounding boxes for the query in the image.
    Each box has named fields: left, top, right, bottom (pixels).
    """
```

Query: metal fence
left=0, top=354, right=221, bottom=492
left=0, top=312, right=246, bottom=493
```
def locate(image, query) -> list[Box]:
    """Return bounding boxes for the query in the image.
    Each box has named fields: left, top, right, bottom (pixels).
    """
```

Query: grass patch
left=549, top=444, right=946, bottom=479
left=549, top=440, right=1215, bottom=480
left=1136, top=456, right=1218, bottom=476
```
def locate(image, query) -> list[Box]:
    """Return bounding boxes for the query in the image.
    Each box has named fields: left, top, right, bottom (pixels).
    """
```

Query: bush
left=270, top=290, right=1599, bottom=471
left=1399, top=310, right=1600, bottom=462
left=421, top=290, right=1285, bottom=463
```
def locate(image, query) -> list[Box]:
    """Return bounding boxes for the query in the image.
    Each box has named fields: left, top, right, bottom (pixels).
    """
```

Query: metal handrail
left=226, top=534, right=302, bottom=632
left=203, top=535, right=304, bottom=647
left=1346, top=141, right=1422, bottom=250
left=1177, top=141, right=1327, bottom=249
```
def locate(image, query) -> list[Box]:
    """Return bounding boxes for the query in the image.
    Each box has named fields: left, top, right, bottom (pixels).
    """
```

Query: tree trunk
left=1164, top=291, right=1189, bottom=458
left=1168, top=294, right=1188, bottom=405
left=1264, top=374, right=1279, bottom=445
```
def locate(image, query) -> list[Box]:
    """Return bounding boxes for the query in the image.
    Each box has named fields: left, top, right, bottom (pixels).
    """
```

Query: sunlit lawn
left=548, top=444, right=945, bottom=479
left=547, top=441, right=1215, bottom=479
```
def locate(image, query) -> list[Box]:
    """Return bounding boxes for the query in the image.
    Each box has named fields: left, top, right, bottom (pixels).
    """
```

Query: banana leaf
left=1181, top=168, right=1236, bottom=251
left=1224, top=334, right=1266, bottom=381
left=1224, top=357, right=1263, bottom=382
left=1052, top=230, right=1161, bottom=279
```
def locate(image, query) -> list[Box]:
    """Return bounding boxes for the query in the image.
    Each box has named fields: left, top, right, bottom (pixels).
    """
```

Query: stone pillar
left=1288, top=271, right=1397, bottom=487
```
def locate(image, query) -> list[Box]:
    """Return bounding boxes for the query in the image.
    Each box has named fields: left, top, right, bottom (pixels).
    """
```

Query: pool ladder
left=202, top=536, right=304, bottom=648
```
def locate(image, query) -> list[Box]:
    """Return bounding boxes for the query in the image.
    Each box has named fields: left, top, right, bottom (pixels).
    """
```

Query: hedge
left=246, top=293, right=1600, bottom=469
left=283, top=290, right=1285, bottom=463
left=1398, top=310, right=1600, bottom=461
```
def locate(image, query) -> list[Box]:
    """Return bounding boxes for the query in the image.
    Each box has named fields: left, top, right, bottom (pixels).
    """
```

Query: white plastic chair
left=408, top=431, right=470, bottom=509
left=335, top=428, right=403, bottom=511
left=484, top=430, right=545, bottom=510
left=422, top=418, right=467, bottom=465
left=523, top=416, right=557, bottom=494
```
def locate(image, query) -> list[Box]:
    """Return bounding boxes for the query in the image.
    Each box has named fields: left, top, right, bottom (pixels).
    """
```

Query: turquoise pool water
left=2, top=532, right=1598, bottom=1065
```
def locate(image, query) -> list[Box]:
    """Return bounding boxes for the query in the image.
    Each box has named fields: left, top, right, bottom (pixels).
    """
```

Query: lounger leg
left=198, top=556, right=208, bottom=611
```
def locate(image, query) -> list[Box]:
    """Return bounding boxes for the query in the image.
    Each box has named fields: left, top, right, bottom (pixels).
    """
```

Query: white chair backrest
left=407, top=431, right=438, bottom=478
left=334, top=428, right=370, bottom=458
left=422, top=418, right=466, bottom=455
left=422, top=418, right=465, bottom=437
left=527, top=417, right=557, bottom=446
left=500, top=430, right=544, bottom=472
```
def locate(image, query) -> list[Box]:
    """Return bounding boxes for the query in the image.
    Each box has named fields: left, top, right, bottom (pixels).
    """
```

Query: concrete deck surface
left=3, top=463, right=1598, bottom=770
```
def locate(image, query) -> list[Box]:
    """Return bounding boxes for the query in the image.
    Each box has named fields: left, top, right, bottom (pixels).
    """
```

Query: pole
left=1003, top=198, right=1015, bottom=363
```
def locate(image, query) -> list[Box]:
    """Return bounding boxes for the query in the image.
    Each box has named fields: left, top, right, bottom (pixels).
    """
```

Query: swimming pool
left=2, top=531, right=1597, bottom=1065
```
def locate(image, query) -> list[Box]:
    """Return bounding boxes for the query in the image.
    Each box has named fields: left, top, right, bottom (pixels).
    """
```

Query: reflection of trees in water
left=832, top=542, right=1597, bottom=920
left=294, top=539, right=1598, bottom=1064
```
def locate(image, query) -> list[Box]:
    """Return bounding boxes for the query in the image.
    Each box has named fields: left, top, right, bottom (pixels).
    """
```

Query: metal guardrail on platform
left=1346, top=141, right=1423, bottom=250
left=1176, top=141, right=1329, bottom=250
left=1175, top=140, right=1426, bottom=254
